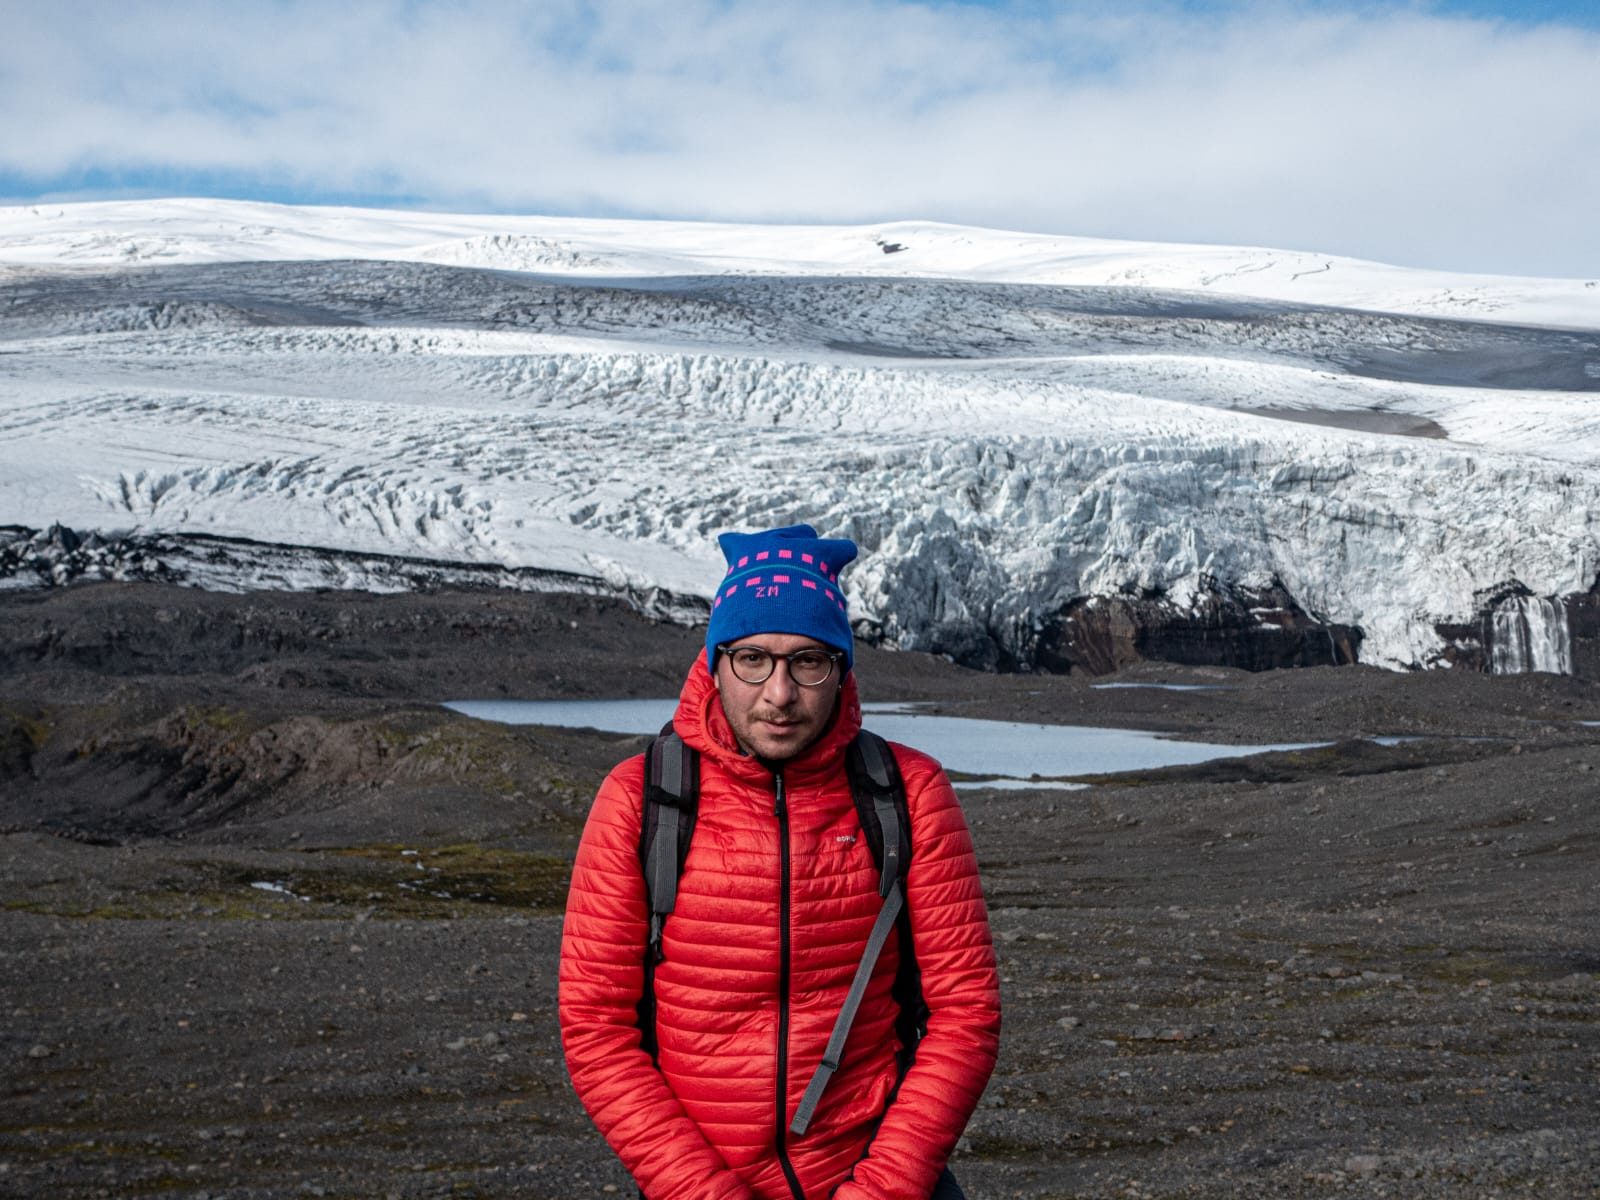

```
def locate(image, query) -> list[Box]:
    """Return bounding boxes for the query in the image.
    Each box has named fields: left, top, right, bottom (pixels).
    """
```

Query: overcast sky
left=3, top=0, right=1597, bottom=277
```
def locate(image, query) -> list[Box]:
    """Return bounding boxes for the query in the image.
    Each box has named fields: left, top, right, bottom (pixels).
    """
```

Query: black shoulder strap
left=638, top=725, right=697, bottom=1065
left=845, top=729, right=910, bottom=896
left=851, top=728, right=926, bottom=1059
left=641, top=724, right=697, bottom=958
left=793, top=729, right=921, bottom=1137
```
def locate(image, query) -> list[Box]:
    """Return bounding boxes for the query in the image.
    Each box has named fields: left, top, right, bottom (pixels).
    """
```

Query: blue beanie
left=705, top=524, right=859, bottom=671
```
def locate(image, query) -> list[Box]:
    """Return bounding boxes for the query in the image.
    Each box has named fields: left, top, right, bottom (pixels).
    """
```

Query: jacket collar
left=673, top=648, right=862, bottom=781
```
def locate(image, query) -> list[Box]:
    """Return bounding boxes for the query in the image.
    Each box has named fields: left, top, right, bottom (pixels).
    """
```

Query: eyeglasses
left=716, top=643, right=843, bottom=687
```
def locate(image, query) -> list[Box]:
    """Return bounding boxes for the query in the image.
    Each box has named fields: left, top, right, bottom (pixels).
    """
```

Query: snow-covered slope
left=5, top=197, right=1598, bottom=327
left=3, top=199, right=1598, bottom=672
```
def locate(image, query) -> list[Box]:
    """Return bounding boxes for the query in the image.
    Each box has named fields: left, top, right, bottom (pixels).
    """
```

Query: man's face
left=713, top=633, right=842, bottom=763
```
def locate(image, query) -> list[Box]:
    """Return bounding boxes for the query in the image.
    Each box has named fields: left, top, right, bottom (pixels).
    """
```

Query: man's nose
left=762, top=660, right=800, bottom=703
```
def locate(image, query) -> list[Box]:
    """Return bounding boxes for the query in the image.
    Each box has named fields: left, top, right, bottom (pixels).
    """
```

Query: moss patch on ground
left=2, top=842, right=573, bottom=920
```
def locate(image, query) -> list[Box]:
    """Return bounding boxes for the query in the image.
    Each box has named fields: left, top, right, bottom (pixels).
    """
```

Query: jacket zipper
left=773, top=770, right=805, bottom=1200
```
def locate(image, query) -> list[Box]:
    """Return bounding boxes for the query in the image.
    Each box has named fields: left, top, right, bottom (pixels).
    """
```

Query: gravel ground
left=2, top=583, right=1598, bottom=1199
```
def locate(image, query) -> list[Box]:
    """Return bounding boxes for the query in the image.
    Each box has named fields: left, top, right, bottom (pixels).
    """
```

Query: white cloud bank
left=4, top=0, right=1599, bottom=276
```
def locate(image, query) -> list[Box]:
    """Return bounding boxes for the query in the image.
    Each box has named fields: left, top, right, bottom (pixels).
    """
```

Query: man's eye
left=791, top=654, right=827, bottom=670
left=733, top=650, right=769, bottom=666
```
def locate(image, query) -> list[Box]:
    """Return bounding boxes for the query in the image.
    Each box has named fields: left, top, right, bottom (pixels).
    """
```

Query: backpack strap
left=849, top=731, right=904, bottom=897
left=642, top=726, right=697, bottom=957
left=638, top=724, right=697, bottom=1063
left=791, top=729, right=917, bottom=1137
left=790, top=874, right=904, bottom=1136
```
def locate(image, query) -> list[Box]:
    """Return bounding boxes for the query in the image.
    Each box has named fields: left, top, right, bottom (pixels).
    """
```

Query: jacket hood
left=673, top=648, right=862, bottom=780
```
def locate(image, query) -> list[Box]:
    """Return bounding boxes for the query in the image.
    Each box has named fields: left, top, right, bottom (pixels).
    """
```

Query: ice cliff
left=3, top=200, right=1598, bottom=673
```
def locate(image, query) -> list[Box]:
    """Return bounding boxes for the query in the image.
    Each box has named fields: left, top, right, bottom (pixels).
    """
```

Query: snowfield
left=2, top=198, right=1598, bottom=671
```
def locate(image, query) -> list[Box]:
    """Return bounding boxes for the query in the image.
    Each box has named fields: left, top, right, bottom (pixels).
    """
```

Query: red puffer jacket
left=559, top=654, right=1001, bottom=1200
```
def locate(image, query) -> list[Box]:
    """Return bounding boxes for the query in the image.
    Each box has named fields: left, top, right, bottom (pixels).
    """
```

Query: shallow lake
left=1090, top=682, right=1235, bottom=692
left=442, top=698, right=1323, bottom=787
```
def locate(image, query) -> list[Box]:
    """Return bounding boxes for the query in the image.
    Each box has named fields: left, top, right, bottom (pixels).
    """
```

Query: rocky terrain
left=2, top=582, right=1598, bottom=1199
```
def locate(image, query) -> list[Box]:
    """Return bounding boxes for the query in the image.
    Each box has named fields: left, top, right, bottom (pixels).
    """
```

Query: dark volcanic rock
left=0, top=579, right=706, bottom=700
left=0, top=526, right=1361, bottom=678
left=1028, top=580, right=1361, bottom=675
left=0, top=522, right=174, bottom=588
left=1570, top=587, right=1600, bottom=677
left=19, top=525, right=1600, bottom=681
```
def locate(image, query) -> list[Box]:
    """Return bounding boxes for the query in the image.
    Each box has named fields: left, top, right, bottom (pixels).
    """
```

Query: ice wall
left=4, top=219, right=1599, bottom=675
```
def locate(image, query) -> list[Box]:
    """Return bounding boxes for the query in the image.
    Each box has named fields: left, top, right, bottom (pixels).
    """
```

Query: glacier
left=2, top=198, right=1598, bottom=673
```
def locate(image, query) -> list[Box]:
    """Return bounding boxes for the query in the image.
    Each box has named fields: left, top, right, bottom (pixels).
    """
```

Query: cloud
left=3, top=0, right=1598, bottom=276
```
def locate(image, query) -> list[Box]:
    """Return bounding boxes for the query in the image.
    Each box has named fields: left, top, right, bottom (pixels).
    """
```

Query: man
left=559, top=524, right=1001, bottom=1200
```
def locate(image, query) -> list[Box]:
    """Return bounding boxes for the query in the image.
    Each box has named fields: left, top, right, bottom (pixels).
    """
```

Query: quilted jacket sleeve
left=558, top=757, right=755, bottom=1200
left=831, top=749, right=1002, bottom=1200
